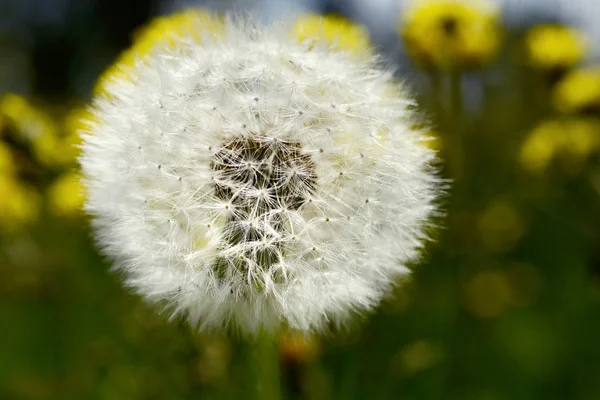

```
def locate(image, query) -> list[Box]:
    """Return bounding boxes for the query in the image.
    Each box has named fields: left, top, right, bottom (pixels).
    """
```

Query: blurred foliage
left=2, top=1, right=600, bottom=399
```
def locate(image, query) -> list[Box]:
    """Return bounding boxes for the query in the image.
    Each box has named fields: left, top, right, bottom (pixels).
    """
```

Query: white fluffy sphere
left=80, top=14, right=441, bottom=335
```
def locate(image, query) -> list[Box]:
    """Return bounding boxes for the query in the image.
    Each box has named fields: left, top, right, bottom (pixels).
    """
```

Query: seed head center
left=210, top=134, right=317, bottom=279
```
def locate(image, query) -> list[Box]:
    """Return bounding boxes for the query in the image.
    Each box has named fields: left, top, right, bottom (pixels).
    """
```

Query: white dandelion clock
left=80, top=14, right=442, bottom=335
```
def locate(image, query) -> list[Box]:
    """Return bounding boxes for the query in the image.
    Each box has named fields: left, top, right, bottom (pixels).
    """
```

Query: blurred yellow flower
left=0, top=94, right=63, bottom=167
left=0, top=93, right=84, bottom=170
left=47, top=171, right=85, bottom=216
left=463, top=270, right=512, bottom=318
left=0, top=94, right=52, bottom=140
left=422, top=130, right=443, bottom=152
left=0, top=176, right=40, bottom=230
left=478, top=201, right=525, bottom=253
left=0, top=142, right=15, bottom=174
left=1, top=97, right=94, bottom=168
left=193, top=335, right=231, bottom=384
left=519, top=120, right=561, bottom=173
left=560, top=119, right=600, bottom=173
left=57, top=106, right=94, bottom=165
left=279, top=332, right=320, bottom=364
left=94, top=9, right=221, bottom=96
left=553, top=66, right=600, bottom=114
left=292, top=13, right=371, bottom=55
left=400, top=0, right=501, bottom=70
left=520, top=118, right=600, bottom=174
left=394, top=340, right=441, bottom=374
left=525, top=24, right=586, bottom=71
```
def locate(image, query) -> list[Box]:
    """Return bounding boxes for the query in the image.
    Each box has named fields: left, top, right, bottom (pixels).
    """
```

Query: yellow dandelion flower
left=520, top=118, right=600, bottom=174
left=47, top=171, right=85, bottom=216
left=0, top=93, right=64, bottom=167
left=553, top=66, right=600, bottom=114
left=0, top=94, right=47, bottom=139
left=94, top=9, right=221, bottom=96
left=559, top=118, right=600, bottom=174
left=292, top=13, right=371, bottom=55
left=0, top=176, right=40, bottom=230
left=0, top=142, right=15, bottom=173
left=421, top=130, right=443, bottom=152
left=463, top=270, right=512, bottom=318
left=562, top=119, right=600, bottom=156
left=279, top=332, right=320, bottom=364
left=400, top=0, right=501, bottom=70
left=394, top=340, right=441, bottom=374
left=478, top=201, right=525, bottom=253
left=525, top=24, right=587, bottom=71
left=56, top=106, right=95, bottom=165
left=0, top=94, right=55, bottom=143
left=519, top=120, right=562, bottom=173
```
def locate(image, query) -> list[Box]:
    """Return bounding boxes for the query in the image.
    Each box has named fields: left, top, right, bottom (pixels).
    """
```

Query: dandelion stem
left=441, top=70, right=466, bottom=181
left=428, top=71, right=443, bottom=121
left=247, top=334, right=282, bottom=400
left=448, top=70, right=463, bottom=117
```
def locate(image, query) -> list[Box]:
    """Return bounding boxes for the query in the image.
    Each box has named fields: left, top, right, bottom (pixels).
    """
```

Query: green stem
left=441, top=70, right=465, bottom=182
left=428, top=71, right=443, bottom=122
left=246, top=334, right=282, bottom=400
left=448, top=70, right=463, bottom=118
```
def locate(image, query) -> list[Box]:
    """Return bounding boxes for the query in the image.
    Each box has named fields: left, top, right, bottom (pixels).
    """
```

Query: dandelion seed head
left=80, top=14, right=441, bottom=335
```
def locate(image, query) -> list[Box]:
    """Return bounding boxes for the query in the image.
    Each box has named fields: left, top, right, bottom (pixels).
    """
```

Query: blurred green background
left=2, top=0, right=600, bottom=399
